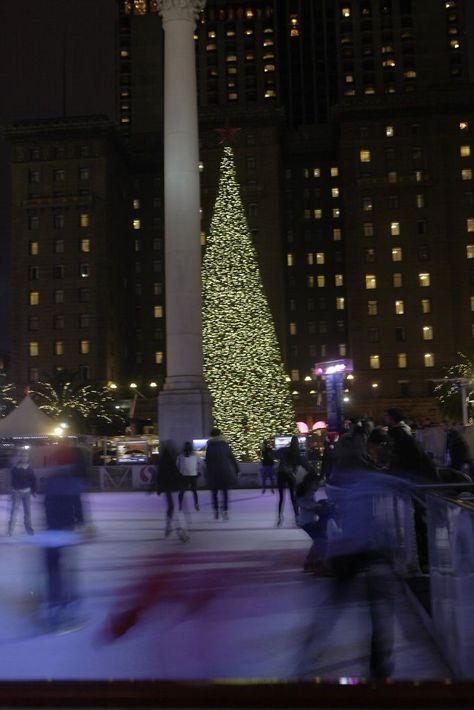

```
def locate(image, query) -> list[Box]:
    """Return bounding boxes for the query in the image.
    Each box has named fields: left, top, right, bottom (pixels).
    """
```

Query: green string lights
left=202, top=145, right=295, bottom=461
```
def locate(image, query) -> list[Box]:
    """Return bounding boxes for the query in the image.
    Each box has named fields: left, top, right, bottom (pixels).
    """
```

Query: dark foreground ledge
left=0, top=679, right=473, bottom=708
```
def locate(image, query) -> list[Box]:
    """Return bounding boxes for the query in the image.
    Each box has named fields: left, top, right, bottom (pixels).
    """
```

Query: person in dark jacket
left=155, top=439, right=188, bottom=540
left=275, top=435, right=312, bottom=526
left=205, top=428, right=239, bottom=520
left=42, top=445, right=86, bottom=631
left=445, top=424, right=471, bottom=472
left=260, top=439, right=276, bottom=494
left=7, top=449, right=37, bottom=536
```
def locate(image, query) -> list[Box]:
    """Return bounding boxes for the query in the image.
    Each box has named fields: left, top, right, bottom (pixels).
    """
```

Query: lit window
left=393, top=273, right=403, bottom=288
left=314, top=209, right=322, bottom=219
left=363, top=222, right=374, bottom=237
left=370, top=354, right=380, bottom=369
left=287, top=253, right=294, bottom=266
left=316, top=252, right=325, bottom=264
left=368, top=300, right=378, bottom=316
left=54, top=340, right=64, bottom=356
left=154, top=305, right=163, bottom=318
left=421, top=298, right=431, bottom=314
left=80, top=264, right=89, bottom=278
left=467, top=245, right=474, bottom=259
left=80, top=213, right=89, bottom=228
left=289, top=322, right=297, bottom=335
left=388, top=171, right=398, bottom=183
left=450, top=39, right=460, bottom=49
left=461, top=145, right=471, bottom=158
left=471, top=296, right=474, bottom=312
left=336, top=297, right=345, bottom=310
left=333, top=228, right=342, bottom=241
left=339, top=344, right=347, bottom=357
left=462, top=169, right=473, bottom=180
left=81, top=239, right=90, bottom=253
left=133, top=218, right=141, bottom=230
left=424, top=352, right=435, bottom=367
left=80, top=340, right=90, bottom=355
left=360, top=149, right=371, bottom=163
left=386, top=125, right=394, bottom=137
left=331, top=167, right=339, bottom=177
left=423, top=325, right=433, bottom=340
left=390, top=221, right=400, bottom=236
left=363, top=197, right=373, bottom=211
left=306, top=253, right=314, bottom=265
left=397, top=353, right=407, bottom=369
left=133, top=198, right=141, bottom=209
left=331, top=187, right=339, bottom=198
left=419, top=272, right=431, bottom=287
left=365, top=274, right=377, bottom=289
left=155, top=351, right=163, bottom=364
left=29, top=291, right=39, bottom=306
left=467, top=218, right=474, bottom=232
left=345, top=74, right=354, bottom=84
left=335, top=274, right=344, bottom=287
left=307, top=276, right=315, bottom=288
left=29, top=241, right=39, bottom=256
left=392, top=247, right=402, bottom=262
left=416, top=193, right=425, bottom=208
left=460, top=121, right=469, bottom=132
left=404, top=70, right=417, bottom=79
left=317, top=275, right=326, bottom=288
left=333, top=207, right=340, bottom=218
left=264, top=89, right=276, bottom=98
left=395, top=300, right=405, bottom=315
left=304, top=209, right=311, bottom=219
left=29, top=341, right=39, bottom=357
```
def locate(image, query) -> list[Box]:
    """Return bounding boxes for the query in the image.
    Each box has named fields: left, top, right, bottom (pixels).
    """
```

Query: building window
left=331, top=167, right=339, bottom=177
left=79, top=314, right=89, bottom=328
left=78, top=288, right=89, bottom=303
left=395, top=299, right=405, bottom=315
left=424, top=352, right=435, bottom=367
left=287, top=253, right=294, bottom=266
left=421, top=298, right=431, bottom=314
left=418, top=246, right=430, bottom=260
left=53, top=214, right=64, bottom=229
left=335, top=274, right=344, bottom=287
left=29, top=170, right=40, bottom=183
left=29, top=241, right=39, bottom=255
left=316, top=252, right=325, bottom=264
left=365, top=274, right=377, bottom=289
left=368, top=327, right=380, bottom=343
left=314, top=209, right=322, bottom=219
left=362, top=197, right=373, bottom=211
left=365, top=248, right=376, bottom=263
left=390, top=221, right=400, bottom=236
left=462, top=169, right=472, bottom=180
left=80, top=264, right=89, bottom=278
left=317, top=275, right=325, bottom=288
left=467, top=245, right=474, bottom=259
left=79, top=213, right=89, bottom=227
left=388, top=171, right=398, bottom=183
left=154, top=305, right=163, bottom=318
left=331, top=187, right=339, bottom=198
left=54, top=340, right=64, bottom=356
left=53, top=169, right=65, bottom=181
left=336, top=297, right=345, bottom=310
left=53, top=264, right=64, bottom=279
left=370, top=354, right=380, bottom=369
left=307, top=276, right=314, bottom=288
left=79, top=167, right=90, bottom=181
left=416, top=194, right=425, bottom=208
left=467, top=218, right=474, bottom=232
left=397, top=353, right=407, bottom=369
left=28, top=316, right=38, bottom=330
left=28, top=216, right=39, bottom=230
left=29, top=291, right=39, bottom=306
left=418, top=272, right=431, bottom=287
left=363, top=222, right=374, bottom=237
left=29, top=367, right=39, bottom=382
left=80, top=238, right=90, bottom=253
left=289, top=322, right=297, bottom=335
left=29, top=341, right=39, bottom=357
left=386, top=125, right=394, bottom=137
left=389, top=195, right=399, bottom=209
left=461, top=145, right=471, bottom=158
left=393, top=273, right=403, bottom=287
left=333, top=207, right=341, bottom=218
left=54, top=315, right=65, bottom=329
left=80, top=340, right=90, bottom=355
left=28, top=266, right=39, bottom=280
left=155, top=351, right=164, bottom=364
left=54, top=239, right=64, bottom=254
left=391, top=247, right=402, bottom=262
left=339, top=344, right=347, bottom=357
left=368, top=300, right=378, bottom=316
left=360, top=149, right=371, bottom=163
left=395, top=326, right=406, bottom=342
left=333, top=228, right=342, bottom=241
left=423, top=325, right=434, bottom=340
left=54, top=289, right=64, bottom=304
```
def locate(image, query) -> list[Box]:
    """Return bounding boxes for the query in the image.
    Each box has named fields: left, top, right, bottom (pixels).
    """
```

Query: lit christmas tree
left=202, top=143, right=295, bottom=460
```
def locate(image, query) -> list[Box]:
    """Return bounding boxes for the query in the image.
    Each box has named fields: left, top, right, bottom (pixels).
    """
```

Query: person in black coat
left=205, top=428, right=239, bottom=520
left=275, top=435, right=312, bottom=526
left=155, top=439, right=188, bottom=539
left=8, top=450, right=37, bottom=536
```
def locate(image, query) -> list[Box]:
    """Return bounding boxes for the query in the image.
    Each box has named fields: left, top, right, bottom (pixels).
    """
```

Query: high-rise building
left=6, top=0, right=474, bottom=425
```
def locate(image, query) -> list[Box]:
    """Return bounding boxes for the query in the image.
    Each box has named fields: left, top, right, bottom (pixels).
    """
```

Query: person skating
left=177, top=441, right=201, bottom=511
left=7, top=449, right=36, bottom=536
left=205, top=428, right=239, bottom=520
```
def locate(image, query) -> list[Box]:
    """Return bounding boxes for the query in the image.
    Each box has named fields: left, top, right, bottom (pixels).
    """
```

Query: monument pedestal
left=158, top=386, right=211, bottom=443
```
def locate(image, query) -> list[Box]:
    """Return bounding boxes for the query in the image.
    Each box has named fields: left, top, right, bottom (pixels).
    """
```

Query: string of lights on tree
left=202, top=143, right=295, bottom=460
left=434, top=352, right=474, bottom=420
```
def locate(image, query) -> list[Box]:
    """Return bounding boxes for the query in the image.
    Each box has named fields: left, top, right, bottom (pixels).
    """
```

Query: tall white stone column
left=157, top=0, right=211, bottom=443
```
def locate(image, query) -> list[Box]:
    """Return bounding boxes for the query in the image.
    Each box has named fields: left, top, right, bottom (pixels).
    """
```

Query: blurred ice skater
left=7, top=448, right=36, bottom=536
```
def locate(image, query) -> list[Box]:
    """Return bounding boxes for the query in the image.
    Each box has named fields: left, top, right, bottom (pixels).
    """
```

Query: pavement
left=0, top=489, right=451, bottom=682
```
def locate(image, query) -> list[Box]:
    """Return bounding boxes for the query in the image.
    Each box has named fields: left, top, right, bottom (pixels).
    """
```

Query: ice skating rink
left=0, top=490, right=450, bottom=681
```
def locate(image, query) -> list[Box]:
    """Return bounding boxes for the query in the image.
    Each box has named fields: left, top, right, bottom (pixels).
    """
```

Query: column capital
left=157, top=0, right=206, bottom=24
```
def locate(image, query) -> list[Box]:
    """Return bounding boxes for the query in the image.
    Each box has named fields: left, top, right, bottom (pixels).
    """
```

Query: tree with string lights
left=202, top=139, right=295, bottom=461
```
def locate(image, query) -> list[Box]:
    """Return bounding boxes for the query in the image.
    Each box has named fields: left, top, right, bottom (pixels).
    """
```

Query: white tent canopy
left=0, top=395, right=55, bottom=438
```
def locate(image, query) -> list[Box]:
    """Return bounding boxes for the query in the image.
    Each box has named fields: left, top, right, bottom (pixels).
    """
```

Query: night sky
left=0, top=0, right=118, bottom=355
